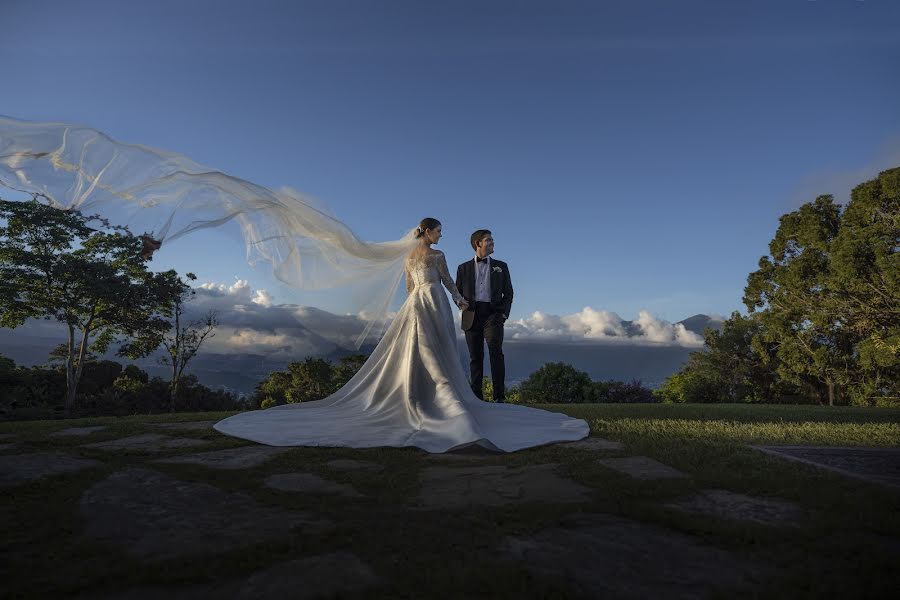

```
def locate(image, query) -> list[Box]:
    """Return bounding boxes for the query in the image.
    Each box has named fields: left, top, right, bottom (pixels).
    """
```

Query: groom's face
left=478, top=235, right=495, bottom=256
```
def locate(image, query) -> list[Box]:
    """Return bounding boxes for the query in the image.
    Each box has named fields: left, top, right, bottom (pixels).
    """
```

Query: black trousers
left=465, top=302, right=505, bottom=401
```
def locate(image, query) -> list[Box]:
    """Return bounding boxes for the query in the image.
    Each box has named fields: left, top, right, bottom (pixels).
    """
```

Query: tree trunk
left=169, top=308, right=181, bottom=413
left=64, top=324, right=77, bottom=417
left=70, top=326, right=92, bottom=416
left=826, top=380, right=835, bottom=406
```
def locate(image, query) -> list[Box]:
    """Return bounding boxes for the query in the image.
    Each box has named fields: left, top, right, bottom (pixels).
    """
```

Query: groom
left=456, top=229, right=513, bottom=402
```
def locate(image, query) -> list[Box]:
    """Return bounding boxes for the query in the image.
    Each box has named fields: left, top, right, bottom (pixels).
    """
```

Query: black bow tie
left=476, top=257, right=488, bottom=263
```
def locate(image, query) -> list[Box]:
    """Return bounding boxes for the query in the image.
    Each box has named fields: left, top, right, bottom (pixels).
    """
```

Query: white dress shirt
left=474, top=256, right=491, bottom=302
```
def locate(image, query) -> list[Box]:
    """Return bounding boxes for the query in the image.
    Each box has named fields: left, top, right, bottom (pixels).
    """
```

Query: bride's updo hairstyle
left=416, top=217, right=441, bottom=239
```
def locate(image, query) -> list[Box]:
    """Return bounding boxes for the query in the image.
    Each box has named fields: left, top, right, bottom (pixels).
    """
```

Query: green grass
left=1, top=404, right=898, bottom=598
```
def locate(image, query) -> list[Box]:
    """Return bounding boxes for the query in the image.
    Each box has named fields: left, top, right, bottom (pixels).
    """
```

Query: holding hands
left=457, top=298, right=469, bottom=310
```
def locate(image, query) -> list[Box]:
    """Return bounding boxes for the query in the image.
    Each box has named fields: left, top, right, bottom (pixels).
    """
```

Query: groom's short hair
left=470, top=229, right=492, bottom=251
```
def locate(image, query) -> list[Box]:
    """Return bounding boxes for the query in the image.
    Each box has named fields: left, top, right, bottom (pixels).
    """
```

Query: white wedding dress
left=214, top=250, right=590, bottom=453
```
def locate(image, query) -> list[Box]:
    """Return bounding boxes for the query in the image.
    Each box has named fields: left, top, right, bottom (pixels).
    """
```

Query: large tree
left=744, top=195, right=852, bottom=405
left=743, top=167, right=900, bottom=405
left=0, top=198, right=181, bottom=415
left=828, top=168, right=900, bottom=402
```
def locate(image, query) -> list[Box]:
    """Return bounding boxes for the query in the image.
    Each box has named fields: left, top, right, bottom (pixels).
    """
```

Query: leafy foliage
left=0, top=198, right=183, bottom=414
left=252, top=354, right=369, bottom=408
left=662, top=167, right=899, bottom=405
left=0, top=353, right=241, bottom=419
left=518, top=362, right=656, bottom=404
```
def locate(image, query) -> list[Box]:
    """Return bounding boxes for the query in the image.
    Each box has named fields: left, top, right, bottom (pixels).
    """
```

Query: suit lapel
left=489, top=259, right=501, bottom=298
left=469, top=258, right=477, bottom=297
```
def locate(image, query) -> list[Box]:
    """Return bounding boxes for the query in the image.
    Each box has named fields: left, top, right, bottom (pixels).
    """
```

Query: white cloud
left=251, top=289, right=274, bottom=308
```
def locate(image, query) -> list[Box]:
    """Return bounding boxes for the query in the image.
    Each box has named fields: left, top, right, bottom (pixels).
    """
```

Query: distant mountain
left=677, top=314, right=726, bottom=337
left=0, top=313, right=724, bottom=396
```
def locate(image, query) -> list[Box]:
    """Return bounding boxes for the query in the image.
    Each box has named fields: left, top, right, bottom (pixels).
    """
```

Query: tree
left=655, top=312, right=800, bottom=404
left=152, top=272, right=218, bottom=412
left=828, top=168, right=900, bottom=403
left=252, top=354, right=370, bottom=408
left=743, top=195, right=851, bottom=405
left=743, top=168, right=900, bottom=405
left=332, top=354, right=368, bottom=386
left=0, top=198, right=181, bottom=415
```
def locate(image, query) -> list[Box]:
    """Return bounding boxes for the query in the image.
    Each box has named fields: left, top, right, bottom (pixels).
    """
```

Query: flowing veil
left=0, top=116, right=419, bottom=347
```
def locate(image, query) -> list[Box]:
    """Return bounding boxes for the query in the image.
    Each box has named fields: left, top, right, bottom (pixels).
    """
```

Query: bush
left=596, top=379, right=657, bottom=403
left=481, top=378, right=522, bottom=403
left=0, top=355, right=243, bottom=419
left=519, top=362, right=593, bottom=404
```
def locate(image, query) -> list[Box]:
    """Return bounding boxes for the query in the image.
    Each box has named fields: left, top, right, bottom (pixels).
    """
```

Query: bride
left=213, top=217, right=590, bottom=452
left=0, top=115, right=589, bottom=453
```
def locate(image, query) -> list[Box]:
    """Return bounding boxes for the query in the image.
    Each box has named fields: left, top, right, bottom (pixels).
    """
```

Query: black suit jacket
left=456, top=257, right=513, bottom=331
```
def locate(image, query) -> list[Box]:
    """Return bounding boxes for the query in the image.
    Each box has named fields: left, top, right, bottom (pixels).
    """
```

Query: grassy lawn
left=1, top=403, right=898, bottom=598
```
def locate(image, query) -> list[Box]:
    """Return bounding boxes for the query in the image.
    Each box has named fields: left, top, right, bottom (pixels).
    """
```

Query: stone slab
left=265, top=473, right=362, bottom=497
left=154, top=420, right=218, bottom=431
left=502, top=513, right=766, bottom=599
left=563, top=437, right=625, bottom=452
left=427, top=452, right=494, bottom=462
left=49, top=426, right=108, bottom=437
left=0, top=443, right=18, bottom=452
left=597, top=456, right=687, bottom=480
left=155, top=446, right=292, bottom=470
left=753, top=446, right=900, bottom=489
left=80, top=468, right=331, bottom=560
left=665, top=489, right=804, bottom=526
left=81, top=434, right=210, bottom=453
left=0, top=452, right=103, bottom=487
left=417, top=463, right=592, bottom=509
left=85, top=551, right=380, bottom=599
left=0, top=433, right=17, bottom=441
left=326, top=459, right=384, bottom=472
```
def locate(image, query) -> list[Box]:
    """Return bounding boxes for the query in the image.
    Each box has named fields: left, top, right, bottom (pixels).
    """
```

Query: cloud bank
left=506, top=307, right=703, bottom=347
left=187, top=281, right=705, bottom=357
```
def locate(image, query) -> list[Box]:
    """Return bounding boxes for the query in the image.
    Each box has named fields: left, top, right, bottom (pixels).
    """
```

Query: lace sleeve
left=405, top=259, right=413, bottom=294
left=435, top=251, right=463, bottom=304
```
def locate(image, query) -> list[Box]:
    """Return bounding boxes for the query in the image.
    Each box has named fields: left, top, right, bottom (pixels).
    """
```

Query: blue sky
left=3, top=0, right=899, bottom=325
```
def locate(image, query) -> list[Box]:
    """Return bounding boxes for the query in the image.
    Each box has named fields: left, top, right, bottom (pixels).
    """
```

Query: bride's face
left=427, top=225, right=443, bottom=244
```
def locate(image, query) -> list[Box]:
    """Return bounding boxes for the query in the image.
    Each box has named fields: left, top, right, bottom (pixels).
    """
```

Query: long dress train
left=214, top=250, right=589, bottom=453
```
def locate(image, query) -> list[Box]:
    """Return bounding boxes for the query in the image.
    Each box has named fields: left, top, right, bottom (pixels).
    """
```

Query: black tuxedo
left=456, top=257, right=513, bottom=401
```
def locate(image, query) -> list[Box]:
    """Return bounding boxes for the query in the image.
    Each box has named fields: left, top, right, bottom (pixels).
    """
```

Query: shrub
left=519, top=362, right=593, bottom=404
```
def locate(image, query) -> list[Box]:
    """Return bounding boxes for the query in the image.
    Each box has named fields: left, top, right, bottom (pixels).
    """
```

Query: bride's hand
left=457, top=299, right=469, bottom=310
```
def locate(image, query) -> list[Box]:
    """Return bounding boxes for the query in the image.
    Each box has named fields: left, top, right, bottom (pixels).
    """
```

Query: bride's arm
left=405, top=259, right=413, bottom=294
left=435, top=252, right=465, bottom=306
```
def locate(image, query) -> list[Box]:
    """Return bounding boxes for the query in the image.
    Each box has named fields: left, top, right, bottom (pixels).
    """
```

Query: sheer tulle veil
left=0, top=116, right=419, bottom=347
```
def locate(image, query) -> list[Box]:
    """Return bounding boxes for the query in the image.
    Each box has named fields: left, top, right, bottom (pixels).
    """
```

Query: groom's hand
left=457, top=299, right=469, bottom=310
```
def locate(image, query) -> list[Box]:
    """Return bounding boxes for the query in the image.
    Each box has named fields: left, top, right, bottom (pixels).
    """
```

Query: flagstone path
left=2, top=426, right=895, bottom=598
left=596, top=455, right=688, bottom=480
left=153, top=420, right=219, bottom=431
left=0, top=451, right=103, bottom=487
left=501, top=513, right=768, bottom=599
left=417, top=463, right=593, bottom=509
left=154, top=446, right=291, bottom=469
left=80, top=468, right=332, bottom=560
left=665, top=489, right=804, bottom=526
left=265, top=472, right=364, bottom=497
left=49, top=425, right=108, bottom=437
left=81, top=433, right=211, bottom=452
left=86, top=551, right=382, bottom=600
